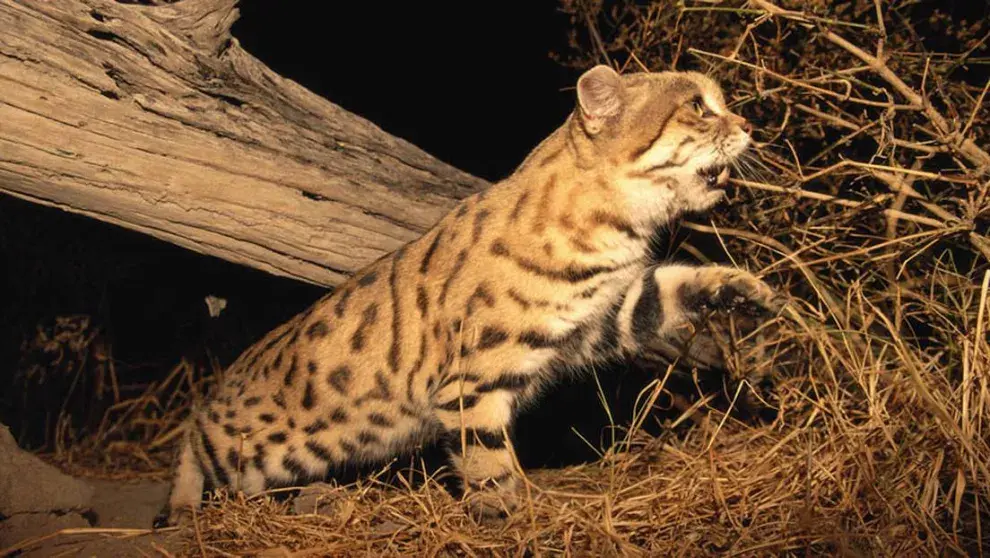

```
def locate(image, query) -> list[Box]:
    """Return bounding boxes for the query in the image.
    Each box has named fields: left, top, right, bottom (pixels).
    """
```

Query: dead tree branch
left=0, top=0, right=487, bottom=286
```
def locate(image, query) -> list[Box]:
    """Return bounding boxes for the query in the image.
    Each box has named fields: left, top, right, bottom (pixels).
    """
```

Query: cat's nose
left=728, top=113, right=751, bottom=134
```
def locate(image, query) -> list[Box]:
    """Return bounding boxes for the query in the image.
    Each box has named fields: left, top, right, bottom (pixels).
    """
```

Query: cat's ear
left=577, top=65, right=623, bottom=135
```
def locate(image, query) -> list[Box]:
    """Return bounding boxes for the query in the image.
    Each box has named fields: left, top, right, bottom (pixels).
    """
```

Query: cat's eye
left=690, top=97, right=714, bottom=118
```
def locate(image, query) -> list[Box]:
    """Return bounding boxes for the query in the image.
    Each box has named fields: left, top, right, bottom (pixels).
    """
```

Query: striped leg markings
left=195, top=419, right=229, bottom=488
left=445, top=427, right=506, bottom=455
left=610, top=264, right=776, bottom=360
left=434, top=388, right=519, bottom=516
left=630, top=268, right=663, bottom=350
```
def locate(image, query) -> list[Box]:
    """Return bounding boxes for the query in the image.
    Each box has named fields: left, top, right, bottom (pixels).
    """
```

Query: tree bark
left=0, top=0, right=488, bottom=286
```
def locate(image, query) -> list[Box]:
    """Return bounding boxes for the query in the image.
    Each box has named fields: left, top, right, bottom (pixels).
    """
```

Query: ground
left=0, top=424, right=178, bottom=557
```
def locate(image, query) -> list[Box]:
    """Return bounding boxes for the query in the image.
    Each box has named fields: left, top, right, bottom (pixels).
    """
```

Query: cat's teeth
left=716, top=166, right=730, bottom=186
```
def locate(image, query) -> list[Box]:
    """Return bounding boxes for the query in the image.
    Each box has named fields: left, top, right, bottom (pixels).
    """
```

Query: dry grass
left=15, top=0, right=990, bottom=555
left=169, top=292, right=987, bottom=556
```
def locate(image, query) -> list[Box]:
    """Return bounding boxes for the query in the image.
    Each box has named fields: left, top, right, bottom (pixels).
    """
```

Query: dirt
left=0, top=424, right=185, bottom=557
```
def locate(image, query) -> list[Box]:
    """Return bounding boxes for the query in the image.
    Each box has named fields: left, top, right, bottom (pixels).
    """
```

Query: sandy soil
left=0, top=479, right=183, bottom=557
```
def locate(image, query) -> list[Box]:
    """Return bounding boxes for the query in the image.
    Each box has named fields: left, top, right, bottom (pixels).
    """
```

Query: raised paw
left=696, top=268, right=783, bottom=318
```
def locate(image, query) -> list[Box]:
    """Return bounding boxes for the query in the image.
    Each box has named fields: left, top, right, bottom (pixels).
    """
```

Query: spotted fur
left=159, top=66, right=782, bottom=524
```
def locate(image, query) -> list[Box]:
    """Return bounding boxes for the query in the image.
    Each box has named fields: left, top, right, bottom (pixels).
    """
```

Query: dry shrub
left=17, top=332, right=217, bottom=479
left=547, top=0, right=985, bottom=554
left=45, top=357, right=217, bottom=479
left=11, top=312, right=218, bottom=477
left=12, top=315, right=111, bottom=452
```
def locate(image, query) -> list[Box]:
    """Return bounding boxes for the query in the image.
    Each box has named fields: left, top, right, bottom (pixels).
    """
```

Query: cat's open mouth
left=699, top=165, right=730, bottom=188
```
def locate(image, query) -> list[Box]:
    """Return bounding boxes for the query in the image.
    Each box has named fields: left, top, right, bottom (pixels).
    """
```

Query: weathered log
left=0, top=0, right=487, bottom=286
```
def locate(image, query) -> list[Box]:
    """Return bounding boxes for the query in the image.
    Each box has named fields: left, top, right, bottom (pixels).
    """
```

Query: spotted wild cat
left=158, top=65, right=783, bottom=525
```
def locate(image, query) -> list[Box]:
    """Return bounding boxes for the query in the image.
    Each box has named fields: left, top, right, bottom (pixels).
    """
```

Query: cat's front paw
left=463, top=475, right=520, bottom=524
left=695, top=268, right=783, bottom=318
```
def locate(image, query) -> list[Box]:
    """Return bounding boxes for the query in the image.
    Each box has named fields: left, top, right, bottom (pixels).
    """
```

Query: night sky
left=235, top=2, right=579, bottom=182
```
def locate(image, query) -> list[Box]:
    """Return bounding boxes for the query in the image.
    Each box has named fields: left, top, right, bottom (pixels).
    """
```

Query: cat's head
left=573, top=65, right=752, bottom=222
